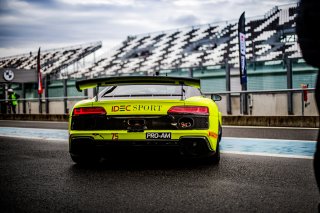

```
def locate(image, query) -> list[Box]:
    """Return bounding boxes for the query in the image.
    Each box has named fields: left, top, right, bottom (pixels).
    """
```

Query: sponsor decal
left=146, top=132, right=171, bottom=139
left=238, top=13, right=247, bottom=85
left=112, top=104, right=162, bottom=112
left=112, top=133, right=119, bottom=140
left=112, top=105, right=131, bottom=112
left=239, top=33, right=246, bottom=55
left=3, top=69, right=14, bottom=82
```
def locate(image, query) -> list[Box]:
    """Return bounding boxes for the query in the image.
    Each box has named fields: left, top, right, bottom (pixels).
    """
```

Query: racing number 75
left=112, top=133, right=119, bottom=140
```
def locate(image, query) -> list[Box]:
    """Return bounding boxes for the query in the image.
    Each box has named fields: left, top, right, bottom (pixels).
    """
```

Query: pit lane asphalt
left=0, top=135, right=319, bottom=212
left=0, top=137, right=318, bottom=212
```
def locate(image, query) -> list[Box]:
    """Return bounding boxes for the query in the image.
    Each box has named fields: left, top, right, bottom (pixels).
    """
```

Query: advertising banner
left=238, top=12, right=247, bottom=85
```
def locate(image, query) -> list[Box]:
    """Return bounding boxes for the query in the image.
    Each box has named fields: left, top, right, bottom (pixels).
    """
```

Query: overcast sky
left=0, top=0, right=297, bottom=58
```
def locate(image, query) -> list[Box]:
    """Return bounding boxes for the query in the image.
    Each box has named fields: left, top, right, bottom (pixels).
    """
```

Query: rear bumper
left=69, top=135, right=216, bottom=158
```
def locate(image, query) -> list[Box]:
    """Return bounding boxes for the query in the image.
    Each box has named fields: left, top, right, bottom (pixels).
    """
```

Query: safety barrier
left=204, top=88, right=317, bottom=116
left=1, top=88, right=317, bottom=116
left=0, top=88, right=318, bottom=128
left=0, top=96, right=88, bottom=115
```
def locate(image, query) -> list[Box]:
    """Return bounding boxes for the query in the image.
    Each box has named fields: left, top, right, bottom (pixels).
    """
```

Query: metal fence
left=0, top=88, right=317, bottom=116
left=204, top=88, right=317, bottom=116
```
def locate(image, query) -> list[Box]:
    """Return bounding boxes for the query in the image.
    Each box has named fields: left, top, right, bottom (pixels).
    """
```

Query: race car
left=69, top=76, right=222, bottom=164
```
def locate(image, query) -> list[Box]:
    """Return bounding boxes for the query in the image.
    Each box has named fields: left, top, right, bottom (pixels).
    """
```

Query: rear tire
left=212, top=142, right=220, bottom=163
left=204, top=125, right=221, bottom=164
left=203, top=142, right=220, bottom=165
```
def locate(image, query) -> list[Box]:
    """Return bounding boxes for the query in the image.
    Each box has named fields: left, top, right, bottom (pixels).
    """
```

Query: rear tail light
left=73, top=107, right=106, bottom=116
left=168, top=106, right=209, bottom=115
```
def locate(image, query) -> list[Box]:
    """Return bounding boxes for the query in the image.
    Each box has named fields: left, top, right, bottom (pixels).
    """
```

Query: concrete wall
left=16, top=100, right=81, bottom=115
left=215, top=92, right=318, bottom=116
left=17, top=100, right=84, bottom=115
left=18, top=101, right=40, bottom=114
left=49, top=101, right=64, bottom=114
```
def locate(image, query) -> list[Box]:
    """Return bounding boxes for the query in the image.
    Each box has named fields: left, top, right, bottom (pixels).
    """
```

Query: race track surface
left=0, top=120, right=319, bottom=212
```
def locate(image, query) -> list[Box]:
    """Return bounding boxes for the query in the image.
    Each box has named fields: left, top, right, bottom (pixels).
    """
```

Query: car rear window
left=99, top=84, right=201, bottom=99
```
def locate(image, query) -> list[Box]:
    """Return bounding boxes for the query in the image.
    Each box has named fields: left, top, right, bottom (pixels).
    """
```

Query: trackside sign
left=0, top=68, right=37, bottom=83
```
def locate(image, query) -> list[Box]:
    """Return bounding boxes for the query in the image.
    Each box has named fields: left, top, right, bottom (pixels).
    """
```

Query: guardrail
left=203, top=88, right=316, bottom=116
left=0, top=88, right=317, bottom=116
left=0, top=96, right=90, bottom=115
left=0, top=96, right=89, bottom=102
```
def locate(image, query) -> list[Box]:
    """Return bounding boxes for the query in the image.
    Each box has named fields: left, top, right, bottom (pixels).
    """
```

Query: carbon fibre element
left=71, top=115, right=208, bottom=131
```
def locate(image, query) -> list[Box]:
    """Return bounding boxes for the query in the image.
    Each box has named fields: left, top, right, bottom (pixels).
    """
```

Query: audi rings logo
left=3, top=69, right=14, bottom=82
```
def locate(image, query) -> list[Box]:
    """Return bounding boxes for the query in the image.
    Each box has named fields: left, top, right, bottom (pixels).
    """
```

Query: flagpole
left=37, top=47, right=43, bottom=114
left=38, top=90, right=42, bottom=114
left=238, top=12, right=248, bottom=115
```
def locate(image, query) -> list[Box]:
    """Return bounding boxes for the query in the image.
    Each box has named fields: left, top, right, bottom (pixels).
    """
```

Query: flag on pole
left=238, top=12, right=247, bottom=85
left=37, top=47, right=43, bottom=95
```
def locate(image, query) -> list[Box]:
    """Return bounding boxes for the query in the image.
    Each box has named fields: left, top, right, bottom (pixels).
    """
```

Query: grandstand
left=0, top=41, right=102, bottom=79
left=71, top=4, right=301, bottom=78
left=67, top=3, right=315, bottom=92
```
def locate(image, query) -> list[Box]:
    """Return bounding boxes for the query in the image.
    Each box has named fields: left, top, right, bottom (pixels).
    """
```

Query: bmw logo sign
left=3, top=69, right=14, bottom=82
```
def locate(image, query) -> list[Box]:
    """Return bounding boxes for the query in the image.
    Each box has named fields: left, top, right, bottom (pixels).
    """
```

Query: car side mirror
left=211, top=94, right=222, bottom=101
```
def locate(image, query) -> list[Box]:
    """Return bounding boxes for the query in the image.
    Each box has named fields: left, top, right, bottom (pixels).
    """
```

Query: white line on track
left=221, top=151, right=314, bottom=159
left=0, top=129, right=315, bottom=159
left=0, top=120, right=68, bottom=124
left=222, top=137, right=316, bottom=143
left=0, top=134, right=67, bottom=143
left=223, top=125, right=318, bottom=130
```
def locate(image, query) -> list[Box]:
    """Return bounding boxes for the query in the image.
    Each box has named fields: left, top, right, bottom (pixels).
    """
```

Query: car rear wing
left=76, top=76, right=200, bottom=92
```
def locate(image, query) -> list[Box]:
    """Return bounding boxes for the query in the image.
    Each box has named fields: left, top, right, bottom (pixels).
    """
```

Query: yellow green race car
left=69, top=76, right=222, bottom=164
